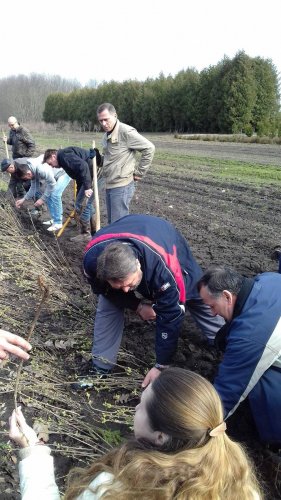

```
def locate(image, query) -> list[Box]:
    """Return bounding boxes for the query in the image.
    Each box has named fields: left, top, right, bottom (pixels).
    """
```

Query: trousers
left=92, top=295, right=225, bottom=370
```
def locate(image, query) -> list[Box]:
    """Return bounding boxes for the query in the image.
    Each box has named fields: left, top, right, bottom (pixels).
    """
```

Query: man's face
left=199, top=285, right=235, bottom=321
left=21, top=171, right=33, bottom=181
left=45, top=154, right=58, bottom=168
left=7, top=165, right=15, bottom=174
left=8, top=121, right=17, bottom=129
left=97, top=109, right=117, bottom=133
left=108, top=268, right=143, bottom=293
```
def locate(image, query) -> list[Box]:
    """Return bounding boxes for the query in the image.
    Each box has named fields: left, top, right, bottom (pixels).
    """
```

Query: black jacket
left=57, top=147, right=92, bottom=192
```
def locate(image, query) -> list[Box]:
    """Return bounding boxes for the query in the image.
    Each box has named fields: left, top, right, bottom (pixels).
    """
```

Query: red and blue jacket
left=214, top=272, right=281, bottom=443
left=83, top=214, right=203, bottom=365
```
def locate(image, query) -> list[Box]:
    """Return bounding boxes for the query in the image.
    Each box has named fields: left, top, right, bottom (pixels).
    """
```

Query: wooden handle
left=92, top=140, right=100, bottom=231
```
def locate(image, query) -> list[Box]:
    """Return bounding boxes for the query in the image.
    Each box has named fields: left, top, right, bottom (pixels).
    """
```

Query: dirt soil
left=0, top=136, right=280, bottom=499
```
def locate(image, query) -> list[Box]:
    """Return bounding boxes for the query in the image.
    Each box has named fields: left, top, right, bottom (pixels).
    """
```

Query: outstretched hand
left=9, top=407, right=39, bottom=448
left=0, top=330, right=31, bottom=360
left=136, top=303, right=156, bottom=321
left=142, top=367, right=161, bottom=388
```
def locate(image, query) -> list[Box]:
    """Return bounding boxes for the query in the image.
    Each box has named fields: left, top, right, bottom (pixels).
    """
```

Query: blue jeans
left=46, top=173, right=71, bottom=224
left=75, top=186, right=95, bottom=223
left=106, top=180, right=135, bottom=224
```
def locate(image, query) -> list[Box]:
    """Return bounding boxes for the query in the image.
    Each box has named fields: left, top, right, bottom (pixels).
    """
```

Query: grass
left=153, top=151, right=281, bottom=187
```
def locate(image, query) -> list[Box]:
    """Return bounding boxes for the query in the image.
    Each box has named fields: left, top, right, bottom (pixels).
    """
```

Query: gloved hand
left=89, top=148, right=102, bottom=166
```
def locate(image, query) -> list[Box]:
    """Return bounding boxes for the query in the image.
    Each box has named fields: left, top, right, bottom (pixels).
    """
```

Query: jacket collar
left=106, top=120, right=119, bottom=143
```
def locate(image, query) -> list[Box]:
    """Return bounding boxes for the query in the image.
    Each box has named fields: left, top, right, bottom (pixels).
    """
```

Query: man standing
left=3, top=116, right=35, bottom=159
left=75, top=214, right=224, bottom=389
left=43, top=147, right=99, bottom=241
left=198, top=265, right=281, bottom=445
left=96, top=103, right=155, bottom=223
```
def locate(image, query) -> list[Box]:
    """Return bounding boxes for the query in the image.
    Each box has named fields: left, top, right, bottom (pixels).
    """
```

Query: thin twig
left=14, top=276, right=50, bottom=410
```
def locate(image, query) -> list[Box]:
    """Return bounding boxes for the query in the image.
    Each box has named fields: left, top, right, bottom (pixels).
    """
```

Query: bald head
left=8, top=116, right=19, bottom=129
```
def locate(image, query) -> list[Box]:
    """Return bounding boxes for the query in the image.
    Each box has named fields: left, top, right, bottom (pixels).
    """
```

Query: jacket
left=57, top=147, right=92, bottom=192
left=214, top=272, right=281, bottom=443
left=22, top=156, right=57, bottom=202
left=83, top=214, right=203, bottom=364
left=18, top=445, right=114, bottom=499
left=100, top=121, right=155, bottom=189
left=7, top=125, right=35, bottom=159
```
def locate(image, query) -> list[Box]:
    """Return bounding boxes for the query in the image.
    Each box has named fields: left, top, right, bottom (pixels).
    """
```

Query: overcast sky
left=2, top=0, right=280, bottom=86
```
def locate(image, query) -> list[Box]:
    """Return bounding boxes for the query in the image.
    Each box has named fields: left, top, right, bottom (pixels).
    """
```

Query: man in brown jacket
left=96, top=103, right=155, bottom=223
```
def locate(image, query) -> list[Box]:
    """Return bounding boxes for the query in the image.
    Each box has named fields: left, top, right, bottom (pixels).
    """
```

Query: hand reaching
left=9, top=407, right=39, bottom=448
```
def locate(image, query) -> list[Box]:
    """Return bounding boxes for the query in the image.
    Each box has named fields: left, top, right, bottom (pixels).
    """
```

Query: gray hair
left=197, top=265, right=243, bottom=297
left=96, top=242, right=138, bottom=282
left=96, top=103, right=117, bottom=116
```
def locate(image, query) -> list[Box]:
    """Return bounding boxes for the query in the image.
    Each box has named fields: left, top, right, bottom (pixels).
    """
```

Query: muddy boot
left=90, top=215, right=96, bottom=235
left=70, top=219, right=92, bottom=242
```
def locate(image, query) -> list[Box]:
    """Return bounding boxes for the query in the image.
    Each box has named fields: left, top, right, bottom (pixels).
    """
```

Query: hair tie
left=209, top=421, right=227, bottom=437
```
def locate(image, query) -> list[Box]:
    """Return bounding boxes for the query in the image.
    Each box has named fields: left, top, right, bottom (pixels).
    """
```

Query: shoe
left=70, top=233, right=92, bottom=242
left=271, top=245, right=281, bottom=261
left=71, top=366, right=111, bottom=390
left=42, top=219, right=53, bottom=225
left=47, top=223, right=63, bottom=232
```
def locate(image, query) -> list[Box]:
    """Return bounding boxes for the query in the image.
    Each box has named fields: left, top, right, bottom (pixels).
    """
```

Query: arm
left=126, top=129, right=155, bottom=178
left=214, top=313, right=281, bottom=418
left=21, top=129, right=36, bottom=156
left=0, top=330, right=31, bottom=360
left=9, top=408, right=60, bottom=500
left=37, top=165, right=57, bottom=201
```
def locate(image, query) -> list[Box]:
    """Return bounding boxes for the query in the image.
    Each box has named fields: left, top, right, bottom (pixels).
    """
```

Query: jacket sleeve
left=8, top=176, right=18, bottom=197
left=37, top=166, right=57, bottom=201
left=214, top=314, right=281, bottom=418
left=151, top=261, right=185, bottom=365
left=6, top=130, right=13, bottom=145
left=22, top=129, right=36, bottom=156
left=19, top=446, right=60, bottom=500
left=126, top=129, right=155, bottom=178
left=61, top=154, right=92, bottom=190
left=23, top=179, right=37, bottom=200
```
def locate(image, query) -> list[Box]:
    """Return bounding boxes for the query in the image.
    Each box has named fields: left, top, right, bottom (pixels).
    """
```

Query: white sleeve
left=19, top=446, right=60, bottom=500
left=77, top=471, right=115, bottom=499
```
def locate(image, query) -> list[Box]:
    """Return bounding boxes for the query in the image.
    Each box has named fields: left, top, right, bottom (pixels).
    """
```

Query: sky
left=2, top=0, right=280, bottom=86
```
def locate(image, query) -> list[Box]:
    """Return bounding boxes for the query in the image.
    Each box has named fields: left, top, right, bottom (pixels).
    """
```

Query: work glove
left=89, top=148, right=102, bottom=166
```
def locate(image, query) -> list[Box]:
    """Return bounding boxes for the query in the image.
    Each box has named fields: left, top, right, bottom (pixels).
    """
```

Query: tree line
left=0, top=73, right=80, bottom=122
left=1, top=52, right=279, bottom=135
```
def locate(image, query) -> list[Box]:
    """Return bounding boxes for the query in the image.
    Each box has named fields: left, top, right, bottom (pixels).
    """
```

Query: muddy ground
left=0, top=136, right=280, bottom=498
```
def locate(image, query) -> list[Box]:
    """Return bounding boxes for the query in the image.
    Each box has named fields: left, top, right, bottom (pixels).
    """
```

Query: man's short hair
left=8, top=116, right=18, bottom=125
left=97, top=103, right=117, bottom=116
left=197, top=265, right=243, bottom=297
left=43, top=149, right=58, bottom=163
left=96, top=242, right=138, bottom=282
left=14, top=162, right=31, bottom=179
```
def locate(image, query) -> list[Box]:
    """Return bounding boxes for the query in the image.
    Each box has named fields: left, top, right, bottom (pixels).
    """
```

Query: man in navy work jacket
left=198, top=265, right=281, bottom=445
left=79, top=214, right=224, bottom=389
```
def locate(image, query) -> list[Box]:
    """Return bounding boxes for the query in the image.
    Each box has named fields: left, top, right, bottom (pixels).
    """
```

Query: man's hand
left=142, top=367, right=161, bottom=388
left=34, top=198, right=44, bottom=207
left=9, top=407, right=39, bottom=448
left=136, top=303, right=156, bottom=321
left=0, top=330, right=31, bottom=361
left=3, top=134, right=7, bottom=142
left=133, top=174, right=142, bottom=182
left=85, top=188, right=93, bottom=198
left=15, top=198, right=25, bottom=209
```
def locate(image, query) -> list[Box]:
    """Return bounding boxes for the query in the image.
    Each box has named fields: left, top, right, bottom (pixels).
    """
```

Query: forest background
left=0, top=51, right=280, bottom=138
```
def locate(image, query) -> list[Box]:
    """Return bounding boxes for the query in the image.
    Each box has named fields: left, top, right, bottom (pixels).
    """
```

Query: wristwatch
left=154, top=363, right=170, bottom=371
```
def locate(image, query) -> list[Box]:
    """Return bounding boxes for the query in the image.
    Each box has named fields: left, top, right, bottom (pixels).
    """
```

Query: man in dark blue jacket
left=80, top=214, right=224, bottom=388
left=43, top=147, right=101, bottom=241
left=198, top=265, right=281, bottom=445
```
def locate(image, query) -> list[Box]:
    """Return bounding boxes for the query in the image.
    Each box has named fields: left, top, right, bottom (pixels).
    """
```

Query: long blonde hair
left=65, top=368, right=262, bottom=499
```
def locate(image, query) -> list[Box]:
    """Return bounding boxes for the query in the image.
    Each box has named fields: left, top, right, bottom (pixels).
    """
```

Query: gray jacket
left=23, top=156, right=57, bottom=202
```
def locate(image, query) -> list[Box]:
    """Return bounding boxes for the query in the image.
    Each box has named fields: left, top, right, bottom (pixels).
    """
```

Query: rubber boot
left=70, top=220, right=92, bottom=242
left=90, top=215, right=96, bottom=235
